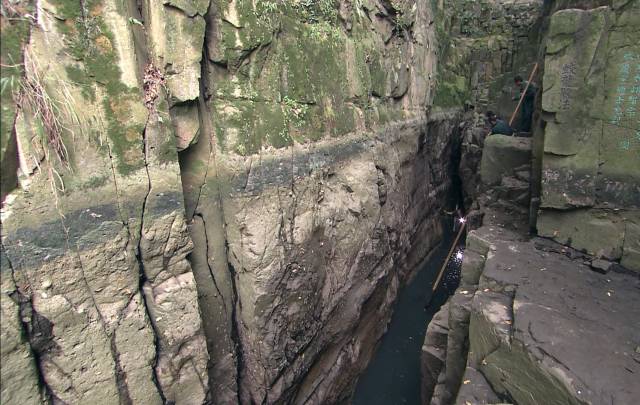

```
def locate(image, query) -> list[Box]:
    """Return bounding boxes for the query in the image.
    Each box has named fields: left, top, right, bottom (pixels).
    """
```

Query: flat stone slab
left=470, top=208, right=640, bottom=405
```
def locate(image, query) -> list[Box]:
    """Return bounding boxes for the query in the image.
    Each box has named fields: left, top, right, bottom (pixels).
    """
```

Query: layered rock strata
left=0, top=0, right=468, bottom=403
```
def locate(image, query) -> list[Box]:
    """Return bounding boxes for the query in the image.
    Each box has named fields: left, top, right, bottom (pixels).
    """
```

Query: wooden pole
left=509, top=63, right=539, bottom=129
left=432, top=221, right=467, bottom=292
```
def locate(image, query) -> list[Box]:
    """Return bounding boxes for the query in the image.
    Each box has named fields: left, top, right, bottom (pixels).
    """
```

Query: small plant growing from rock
left=18, top=53, right=70, bottom=168
left=307, top=21, right=342, bottom=42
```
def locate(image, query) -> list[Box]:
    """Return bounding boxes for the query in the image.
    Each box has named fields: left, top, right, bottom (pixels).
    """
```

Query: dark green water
left=351, top=224, right=455, bottom=405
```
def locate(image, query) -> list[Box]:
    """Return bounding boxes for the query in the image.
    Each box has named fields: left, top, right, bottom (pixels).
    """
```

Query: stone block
left=466, top=230, right=493, bottom=256
left=468, top=290, right=512, bottom=367
left=454, top=366, right=500, bottom=405
left=460, top=250, right=486, bottom=286
left=540, top=4, right=640, bottom=211
left=443, top=291, right=473, bottom=404
left=480, top=135, right=532, bottom=186
left=537, top=209, right=625, bottom=260
left=422, top=303, right=450, bottom=404
left=170, top=102, right=201, bottom=151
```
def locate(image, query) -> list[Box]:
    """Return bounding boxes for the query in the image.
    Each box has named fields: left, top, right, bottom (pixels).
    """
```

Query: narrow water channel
left=351, top=218, right=457, bottom=405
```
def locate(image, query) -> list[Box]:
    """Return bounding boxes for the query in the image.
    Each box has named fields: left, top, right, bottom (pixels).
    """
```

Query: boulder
left=480, top=135, right=532, bottom=186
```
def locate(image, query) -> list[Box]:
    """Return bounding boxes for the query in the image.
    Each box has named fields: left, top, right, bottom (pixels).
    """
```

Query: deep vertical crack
left=196, top=213, right=229, bottom=315
left=2, top=243, right=54, bottom=403
left=133, top=123, right=168, bottom=403
left=225, top=249, right=246, bottom=404
left=188, top=3, right=244, bottom=401
left=135, top=257, right=167, bottom=404
left=110, top=334, right=134, bottom=405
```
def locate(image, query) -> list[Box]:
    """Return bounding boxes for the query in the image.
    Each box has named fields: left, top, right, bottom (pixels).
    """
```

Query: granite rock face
left=177, top=0, right=464, bottom=402
left=0, top=0, right=210, bottom=402
left=537, top=2, right=640, bottom=270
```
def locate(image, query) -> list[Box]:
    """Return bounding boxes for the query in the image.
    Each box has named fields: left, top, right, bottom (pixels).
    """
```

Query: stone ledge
left=445, top=207, right=640, bottom=405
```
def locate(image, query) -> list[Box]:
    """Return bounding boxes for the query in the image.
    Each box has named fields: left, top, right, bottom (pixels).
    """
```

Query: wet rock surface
left=422, top=302, right=451, bottom=404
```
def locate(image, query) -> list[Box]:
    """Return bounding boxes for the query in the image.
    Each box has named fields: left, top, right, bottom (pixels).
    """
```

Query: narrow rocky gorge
left=421, top=1, right=640, bottom=404
left=1, top=0, right=638, bottom=404
left=0, top=0, right=459, bottom=402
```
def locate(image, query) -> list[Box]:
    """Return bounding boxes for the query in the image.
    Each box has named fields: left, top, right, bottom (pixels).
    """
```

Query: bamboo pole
left=509, top=63, right=539, bottom=129
left=432, top=221, right=467, bottom=293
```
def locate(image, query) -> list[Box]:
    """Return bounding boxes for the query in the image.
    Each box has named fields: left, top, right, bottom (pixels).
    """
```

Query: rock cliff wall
left=1, top=0, right=209, bottom=401
left=0, top=0, right=467, bottom=403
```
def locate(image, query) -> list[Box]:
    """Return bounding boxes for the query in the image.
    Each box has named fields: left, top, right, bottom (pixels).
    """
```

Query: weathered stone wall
left=214, top=115, right=463, bottom=404
left=174, top=1, right=462, bottom=403
left=198, top=0, right=437, bottom=153
left=1, top=0, right=586, bottom=402
left=431, top=0, right=543, bottom=118
left=0, top=0, right=211, bottom=402
left=536, top=0, right=640, bottom=271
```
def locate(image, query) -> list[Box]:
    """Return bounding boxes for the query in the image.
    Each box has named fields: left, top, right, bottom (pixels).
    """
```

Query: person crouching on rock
left=486, top=111, right=513, bottom=136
